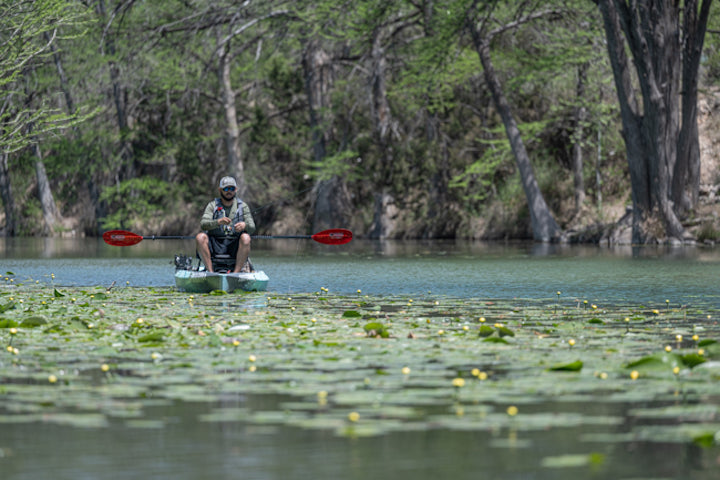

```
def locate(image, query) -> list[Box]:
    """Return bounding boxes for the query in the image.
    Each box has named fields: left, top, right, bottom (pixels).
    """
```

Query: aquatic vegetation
left=0, top=282, right=719, bottom=455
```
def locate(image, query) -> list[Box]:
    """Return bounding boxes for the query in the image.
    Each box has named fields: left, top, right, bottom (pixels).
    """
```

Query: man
left=196, top=176, right=256, bottom=273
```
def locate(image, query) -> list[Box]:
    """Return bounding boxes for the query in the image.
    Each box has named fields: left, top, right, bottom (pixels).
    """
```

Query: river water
left=2, top=236, right=720, bottom=306
left=2, top=237, right=720, bottom=480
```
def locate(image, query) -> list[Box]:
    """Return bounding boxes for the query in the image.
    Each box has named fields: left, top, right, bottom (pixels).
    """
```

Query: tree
left=593, top=0, right=714, bottom=243
left=0, top=0, right=87, bottom=235
left=153, top=0, right=291, bottom=198
left=465, top=1, right=562, bottom=242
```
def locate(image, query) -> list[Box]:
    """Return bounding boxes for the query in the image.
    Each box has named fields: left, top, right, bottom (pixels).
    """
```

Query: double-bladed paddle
left=102, top=228, right=353, bottom=247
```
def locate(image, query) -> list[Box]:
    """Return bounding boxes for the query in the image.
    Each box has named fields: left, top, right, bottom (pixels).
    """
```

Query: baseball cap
left=219, top=176, right=237, bottom=189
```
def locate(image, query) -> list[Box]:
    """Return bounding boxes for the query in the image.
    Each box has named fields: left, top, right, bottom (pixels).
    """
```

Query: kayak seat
left=203, top=254, right=254, bottom=274
left=212, top=254, right=235, bottom=273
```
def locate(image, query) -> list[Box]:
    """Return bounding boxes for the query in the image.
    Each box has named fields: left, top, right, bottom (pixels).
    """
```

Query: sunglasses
left=222, top=186, right=236, bottom=192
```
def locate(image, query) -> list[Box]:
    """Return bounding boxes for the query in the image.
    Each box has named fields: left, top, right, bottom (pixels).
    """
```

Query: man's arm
left=200, top=201, right=220, bottom=231
left=242, top=203, right=256, bottom=234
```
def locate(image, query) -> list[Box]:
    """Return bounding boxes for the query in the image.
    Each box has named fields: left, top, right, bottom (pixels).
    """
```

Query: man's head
left=218, top=176, right=237, bottom=200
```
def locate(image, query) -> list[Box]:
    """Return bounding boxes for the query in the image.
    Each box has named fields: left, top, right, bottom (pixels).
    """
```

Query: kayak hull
left=174, top=269, right=269, bottom=293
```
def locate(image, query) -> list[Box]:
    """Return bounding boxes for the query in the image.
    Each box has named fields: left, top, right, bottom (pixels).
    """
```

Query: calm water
left=2, top=236, right=720, bottom=306
left=2, top=237, right=720, bottom=480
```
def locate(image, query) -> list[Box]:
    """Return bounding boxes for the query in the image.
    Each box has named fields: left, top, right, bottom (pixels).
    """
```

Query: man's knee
left=196, top=232, right=209, bottom=245
left=240, top=233, right=251, bottom=246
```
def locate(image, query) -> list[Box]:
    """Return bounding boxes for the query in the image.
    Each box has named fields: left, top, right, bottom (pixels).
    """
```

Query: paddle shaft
left=103, top=228, right=352, bottom=246
left=137, top=234, right=332, bottom=240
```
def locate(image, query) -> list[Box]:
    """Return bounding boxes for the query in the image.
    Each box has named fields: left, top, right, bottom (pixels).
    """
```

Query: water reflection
left=2, top=237, right=720, bottom=306
left=2, top=399, right=718, bottom=480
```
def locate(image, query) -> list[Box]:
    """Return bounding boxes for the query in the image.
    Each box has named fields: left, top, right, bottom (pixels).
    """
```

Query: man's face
left=220, top=185, right=236, bottom=200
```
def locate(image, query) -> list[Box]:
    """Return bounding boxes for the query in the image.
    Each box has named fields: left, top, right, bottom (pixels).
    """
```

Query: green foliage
left=304, top=150, right=361, bottom=182
left=98, top=178, right=181, bottom=230
left=2, top=0, right=707, bottom=240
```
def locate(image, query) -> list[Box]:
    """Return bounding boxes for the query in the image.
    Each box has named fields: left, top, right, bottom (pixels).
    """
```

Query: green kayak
left=174, top=269, right=269, bottom=293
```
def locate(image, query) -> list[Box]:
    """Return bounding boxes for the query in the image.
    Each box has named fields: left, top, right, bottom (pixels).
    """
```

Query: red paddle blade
left=102, top=230, right=144, bottom=246
left=311, top=228, right=353, bottom=245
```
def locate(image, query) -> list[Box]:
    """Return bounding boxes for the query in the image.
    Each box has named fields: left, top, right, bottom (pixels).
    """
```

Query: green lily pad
left=548, top=360, right=584, bottom=372
left=21, top=316, right=48, bottom=327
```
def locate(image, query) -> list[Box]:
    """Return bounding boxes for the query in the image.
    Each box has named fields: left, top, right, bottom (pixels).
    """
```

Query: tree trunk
left=96, top=0, right=134, bottom=180
left=370, top=192, right=398, bottom=239
left=595, top=0, right=711, bottom=243
left=217, top=40, right=246, bottom=197
left=302, top=40, right=351, bottom=230
left=49, top=30, right=105, bottom=234
left=673, top=0, right=712, bottom=214
left=0, top=151, right=16, bottom=236
left=312, top=176, right=352, bottom=232
left=33, top=143, right=62, bottom=236
left=471, top=35, right=561, bottom=242
left=303, top=41, right=332, bottom=164
left=572, top=63, right=588, bottom=210
left=369, top=28, right=397, bottom=239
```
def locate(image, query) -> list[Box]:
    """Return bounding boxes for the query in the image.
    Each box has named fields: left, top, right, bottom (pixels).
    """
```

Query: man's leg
left=234, top=233, right=251, bottom=273
left=196, top=232, right=214, bottom=273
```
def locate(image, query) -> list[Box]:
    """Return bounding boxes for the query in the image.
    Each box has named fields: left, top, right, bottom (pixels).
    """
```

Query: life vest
left=207, top=197, right=245, bottom=237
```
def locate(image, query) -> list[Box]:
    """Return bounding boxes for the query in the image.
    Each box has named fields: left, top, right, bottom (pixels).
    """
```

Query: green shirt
left=200, top=198, right=256, bottom=235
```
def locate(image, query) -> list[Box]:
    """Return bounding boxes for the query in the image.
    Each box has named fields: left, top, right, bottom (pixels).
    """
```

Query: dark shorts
left=208, top=235, right=240, bottom=258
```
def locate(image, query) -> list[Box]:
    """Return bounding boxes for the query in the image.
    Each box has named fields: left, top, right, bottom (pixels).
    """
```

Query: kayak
left=174, top=269, right=269, bottom=293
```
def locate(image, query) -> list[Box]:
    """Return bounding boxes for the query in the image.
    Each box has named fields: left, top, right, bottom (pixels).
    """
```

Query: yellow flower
left=48, top=375, right=57, bottom=383
left=568, top=339, right=576, bottom=347
left=664, top=345, right=672, bottom=352
left=248, top=354, right=257, bottom=362
left=101, top=364, right=110, bottom=372
left=348, top=412, right=360, bottom=422
left=506, top=405, right=519, bottom=416
left=401, top=367, right=411, bottom=375
left=630, top=370, right=640, bottom=380
left=672, top=366, right=680, bottom=375
left=452, top=378, right=465, bottom=388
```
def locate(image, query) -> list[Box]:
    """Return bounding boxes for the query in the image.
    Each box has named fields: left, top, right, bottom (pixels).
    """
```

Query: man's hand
left=217, top=217, right=232, bottom=226
left=233, top=221, right=246, bottom=232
